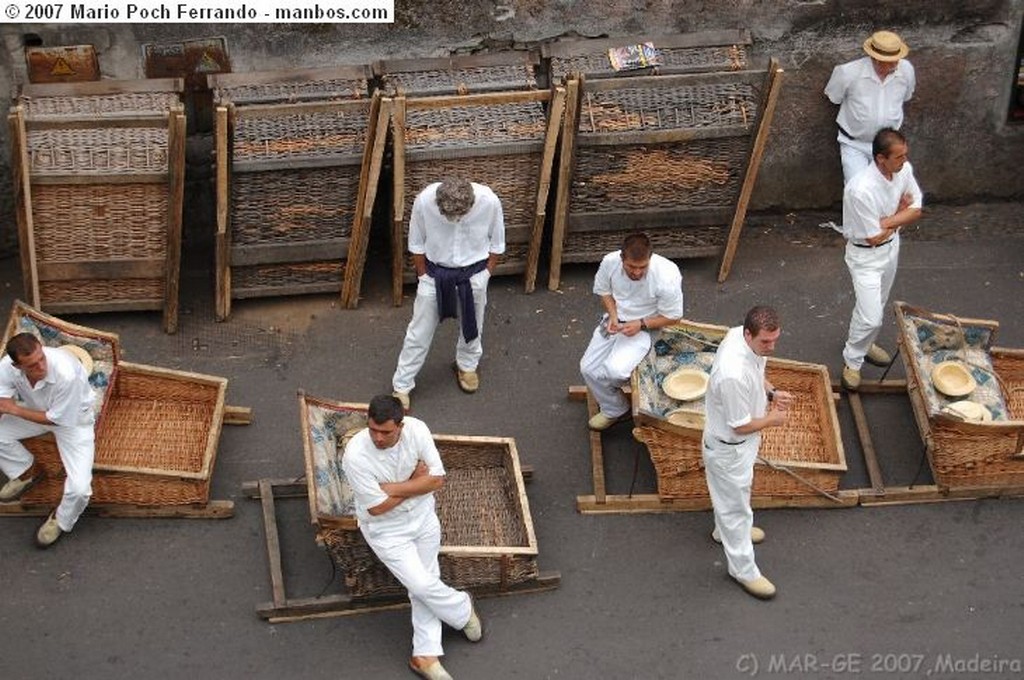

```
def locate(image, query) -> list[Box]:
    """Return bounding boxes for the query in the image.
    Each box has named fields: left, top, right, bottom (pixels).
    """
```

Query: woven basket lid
left=58, top=344, right=94, bottom=376
left=941, top=400, right=991, bottom=423
left=665, top=407, right=705, bottom=429
left=931, top=361, right=976, bottom=397
left=663, top=368, right=709, bottom=401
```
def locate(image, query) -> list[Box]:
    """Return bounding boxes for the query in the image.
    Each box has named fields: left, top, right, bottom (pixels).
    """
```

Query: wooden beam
left=403, top=142, right=545, bottom=162
left=404, top=89, right=549, bottom=110
left=717, top=59, right=783, bottom=282
left=577, top=124, right=750, bottom=147
left=0, top=500, right=234, bottom=518
left=576, top=491, right=859, bottom=514
left=830, top=379, right=907, bottom=395
left=40, top=299, right=163, bottom=314
left=259, top=479, right=287, bottom=608
left=25, top=115, right=170, bottom=131
left=859, top=484, right=1024, bottom=507
left=231, top=239, right=348, bottom=267
left=848, top=391, right=886, bottom=493
left=20, top=78, right=183, bottom=97
left=390, top=96, right=407, bottom=307
left=29, top=173, right=169, bottom=185
left=232, top=154, right=364, bottom=174
left=223, top=405, right=253, bottom=426
left=525, top=86, right=565, bottom=293
left=208, top=64, right=371, bottom=89
left=9, top=107, right=40, bottom=306
left=568, top=206, right=735, bottom=231
left=163, top=110, right=185, bottom=334
left=547, top=76, right=581, bottom=291
left=215, top=105, right=231, bottom=321
left=231, top=281, right=342, bottom=299
left=37, top=259, right=165, bottom=281
left=585, top=388, right=608, bottom=504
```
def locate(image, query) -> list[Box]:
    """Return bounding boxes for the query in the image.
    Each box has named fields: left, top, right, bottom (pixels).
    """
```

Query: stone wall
left=1, top=0, right=1022, bottom=256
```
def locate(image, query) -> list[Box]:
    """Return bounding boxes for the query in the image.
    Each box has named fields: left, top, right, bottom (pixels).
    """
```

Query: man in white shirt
left=703, top=306, right=792, bottom=600
left=0, top=333, right=96, bottom=548
left=580, top=233, right=684, bottom=431
left=825, top=30, right=915, bottom=183
left=841, top=127, right=923, bottom=390
left=392, top=178, right=505, bottom=409
left=341, top=395, right=482, bottom=680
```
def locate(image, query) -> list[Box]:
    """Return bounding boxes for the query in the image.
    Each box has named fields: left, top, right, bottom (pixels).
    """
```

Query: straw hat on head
left=662, top=368, right=709, bottom=401
left=931, top=361, right=976, bottom=397
left=58, top=344, right=94, bottom=376
left=863, top=30, right=909, bottom=62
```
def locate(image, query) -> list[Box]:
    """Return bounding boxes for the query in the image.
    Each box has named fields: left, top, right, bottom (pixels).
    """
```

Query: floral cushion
left=636, top=323, right=727, bottom=419
left=307, top=403, right=367, bottom=518
left=16, top=315, right=115, bottom=422
left=900, top=313, right=1009, bottom=421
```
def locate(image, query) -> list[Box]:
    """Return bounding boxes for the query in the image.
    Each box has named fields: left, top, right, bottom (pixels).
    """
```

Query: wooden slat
left=405, top=89, right=550, bottom=110
left=375, top=51, right=538, bottom=76
left=525, top=86, right=565, bottom=293
left=830, top=379, right=908, bottom=395
left=8, top=108, right=40, bottom=306
left=215, top=105, right=231, bottom=321
left=259, top=479, right=287, bottom=607
left=576, top=124, right=751, bottom=147
left=37, top=259, right=165, bottom=281
left=24, top=115, right=171, bottom=130
left=163, top=109, right=185, bottom=334
left=576, top=491, right=860, bottom=514
left=579, top=68, right=765, bottom=93
left=232, top=282, right=342, bottom=299
left=41, top=300, right=163, bottom=314
left=403, top=141, right=545, bottom=162
left=583, top=388, right=607, bottom=504
left=0, top=501, right=234, bottom=518
left=222, top=405, right=253, bottom=426
left=29, top=173, right=169, bottom=186
left=207, top=64, right=371, bottom=89
left=342, top=94, right=388, bottom=309
left=390, top=96, right=407, bottom=306
left=231, top=239, right=348, bottom=267
left=231, top=98, right=372, bottom=119
left=568, top=206, right=735, bottom=231
left=718, top=60, right=784, bottom=282
left=19, top=78, right=184, bottom=97
left=232, top=153, right=364, bottom=174
left=547, top=76, right=581, bottom=291
left=859, top=484, right=1024, bottom=507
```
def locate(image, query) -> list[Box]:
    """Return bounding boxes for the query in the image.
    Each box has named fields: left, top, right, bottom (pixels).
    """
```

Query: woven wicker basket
left=631, top=319, right=847, bottom=500
left=300, top=393, right=539, bottom=598
left=895, top=302, right=1024, bottom=490
left=2, top=301, right=228, bottom=507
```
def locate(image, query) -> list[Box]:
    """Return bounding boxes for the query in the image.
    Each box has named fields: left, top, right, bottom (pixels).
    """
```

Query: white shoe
left=712, top=526, right=765, bottom=544
left=865, top=343, right=892, bottom=367
left=392, top=391, right=410, bottom=410
left=734, top=575, right=776, bottom=600
left=409, top=659, right=453, bottom=680
left=588, top=412, right=628, bottom=431
left=35, top=512, right=64, bottom=548
left=0, top=473, right=39, bottom=502
left=462, top=598, right=483, bottom=642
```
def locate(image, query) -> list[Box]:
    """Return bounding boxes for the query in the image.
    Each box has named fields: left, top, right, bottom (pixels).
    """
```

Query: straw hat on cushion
left=863, top=30, right=909, bottom=62
left=931, top=361, right=977, bottom=397
left=662, top=368, right=709, bottom=401
left=941, top=400, right=991, bottom=423
left=58, top=344, right=94, bottom=376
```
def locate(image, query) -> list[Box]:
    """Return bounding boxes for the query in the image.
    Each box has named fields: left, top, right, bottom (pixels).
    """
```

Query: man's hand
left=772, top=390, right=795, bottom=410
left=620, top=319, right=644, bottom=337
left=410, top=460, right=429, bottom=480
left=897, top=192, right=913, bottom=213
left=0, top=397, right=16, bottom=415
left=764, top=405, right=789, bottom=427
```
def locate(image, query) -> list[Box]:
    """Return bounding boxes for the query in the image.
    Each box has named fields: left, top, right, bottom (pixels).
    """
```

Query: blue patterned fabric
left=635, top=322, right=728, bottom=419
left=307, top=403, right=367, bottom=518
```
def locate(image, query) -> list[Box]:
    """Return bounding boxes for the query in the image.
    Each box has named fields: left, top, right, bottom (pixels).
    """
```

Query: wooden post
left=524, top=87, right=565, bottom=293
left=8, top=107, right=41, bottom=307
left=163, top=109, right=185, bottom=334
left=547, top=76, right=582, bottom=291
left=717, top=59, right=783, bottom=283
left=214, top=105, right=231, bottom=321
left=390, top=96, right=407, bottom=307
left=342, top=95, right=389, bottom=309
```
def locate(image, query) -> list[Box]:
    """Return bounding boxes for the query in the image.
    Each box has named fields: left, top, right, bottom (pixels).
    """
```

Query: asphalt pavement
left=1, top=201, right=1022, bottom=680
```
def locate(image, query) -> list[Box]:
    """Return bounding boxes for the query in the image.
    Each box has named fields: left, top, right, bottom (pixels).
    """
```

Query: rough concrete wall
left=1, top=0, right=1022, bottom=257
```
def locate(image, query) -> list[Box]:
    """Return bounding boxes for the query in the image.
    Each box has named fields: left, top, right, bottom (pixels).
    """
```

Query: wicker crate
left=895, top=302, right=1024, bottom=490
left=2, top=301, right=228, bottom=507
left=214, top=87, right=385, bottom=317
left=8, top=80, right=186, bottom=333
left=631, top=319, right=847, bottom=500
left=389, top=87, right=564, bottom=302
left=300, top=393, right=539, bottom=598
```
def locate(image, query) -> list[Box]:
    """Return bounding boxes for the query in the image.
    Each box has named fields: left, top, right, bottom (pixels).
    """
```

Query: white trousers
left=393, top=269, right=490, bottom=393
left=843, top=237, right=900, bottom=370
left=838, top=138, right=872, bottom=185
left=361, top=510, right=471, bottom=657
left=579, top=325, right=651, bottom=418
left=703, top=435, right=761, bottom=582
left=0, top=415, right=95, bottom=532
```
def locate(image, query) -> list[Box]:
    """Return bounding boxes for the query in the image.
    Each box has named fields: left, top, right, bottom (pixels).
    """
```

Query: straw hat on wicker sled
left=931, top=361, right=976, bottom=397
left=941, top=400, right=992, bottom=423
left=59, top=344, right=94, bottom=376
left=662, top=367, right=709, bottom=402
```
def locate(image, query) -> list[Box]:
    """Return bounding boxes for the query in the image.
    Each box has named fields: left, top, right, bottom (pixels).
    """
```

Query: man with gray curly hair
left=392, top=178, right=505, bottom=409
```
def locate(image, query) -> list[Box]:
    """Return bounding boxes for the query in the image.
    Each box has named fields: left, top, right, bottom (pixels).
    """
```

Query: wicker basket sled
left=895, top=301, right=1024, bottom=491
left=630, top=319, right=847, bottom=501
left=299, top=392, right=543, bottom=598
left=1, top=301, right=232, bottom=508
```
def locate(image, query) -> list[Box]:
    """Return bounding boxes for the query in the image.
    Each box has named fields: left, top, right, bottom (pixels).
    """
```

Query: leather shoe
left=0, top=472, right=39, bottom=502
left=865, top=344, right=892, bottom=367
left=734, top=575, right=776, bottom=600
left=35, top=512, right=64, bottom=549
left=841, top=365, right=861, bottom=391
left=455, top=367, right=479, bottom=393
left=588, top=412, right=627, bottom=431
left=409, top=659, right=453, bottom=680
left=712, top=526, right=765, bottom=544
left=392, top=391, right=410, bottom=410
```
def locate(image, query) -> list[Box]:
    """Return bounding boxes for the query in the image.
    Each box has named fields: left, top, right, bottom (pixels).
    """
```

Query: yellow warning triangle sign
left=50, top=57, right=76, bottom=76
left=196, top=51, right=220, bottom=73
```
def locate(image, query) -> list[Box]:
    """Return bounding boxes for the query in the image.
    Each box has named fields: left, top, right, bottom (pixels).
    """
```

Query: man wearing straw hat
left=702, top=306, right=792, bottom=600
left=392, top=177, right=505, bottom=410
left=840, top=127, right=923, bottom=391
left=825, top=30, right=915, bottom=184
left=0, top=333, right=95, bottom=548
left=580, top=232, right=684, bottom=430
left=342, top=394, right=482, bottom=680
